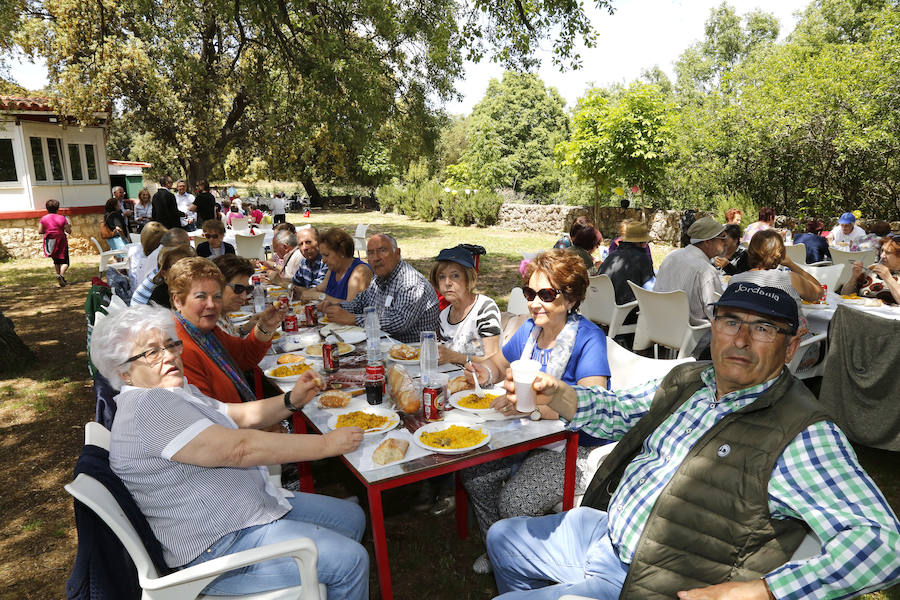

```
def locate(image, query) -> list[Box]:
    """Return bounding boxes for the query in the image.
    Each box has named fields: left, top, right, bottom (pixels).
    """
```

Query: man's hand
left=502, top=370, right=568, bottom=408
left=677, top=579, right=775, bottom=600
left=323, top=427, right=364, bottom=456
left=319, top=301, right=356, bottom=325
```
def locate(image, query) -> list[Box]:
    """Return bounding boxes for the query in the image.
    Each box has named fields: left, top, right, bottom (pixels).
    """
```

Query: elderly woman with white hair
left=90, top=300, right=369, bottom=598
left=261, top=228, right=303, bottom=287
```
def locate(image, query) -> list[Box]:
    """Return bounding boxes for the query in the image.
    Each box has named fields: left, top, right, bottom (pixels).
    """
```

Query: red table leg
left=455, top=471, right=469, bottom=540
left=291, top=413, right=315, bottom=493
left=367, top=486, right=393, bottom=600
left=562, top=431, right=578, bottom=510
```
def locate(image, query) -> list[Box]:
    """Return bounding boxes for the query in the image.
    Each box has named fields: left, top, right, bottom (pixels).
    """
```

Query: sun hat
left=687, top=216, right=726, bottom=244
left=622, top=221, right=651, bottom=243
left=711, top=282, right=799, bottom=331
left=838, top=212, right=856, bottom=224
left=435, top=246, right=475, bottom=269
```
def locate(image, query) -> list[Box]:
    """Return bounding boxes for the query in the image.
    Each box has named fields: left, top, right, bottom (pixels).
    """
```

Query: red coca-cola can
left=251, top=274, right=261, bottom=286
left=366, top=363, right=386, bottom=393
left=322, top=343, right=339, bottom=373
left=283, top=313, right=298, bottom=334
left=304, top=304, right=318, bottom=326
left=820, top=284, right=828, bottom=302
left=423, top=385, right=444, bottom=422
left=277, top=295, right=290, bottom=309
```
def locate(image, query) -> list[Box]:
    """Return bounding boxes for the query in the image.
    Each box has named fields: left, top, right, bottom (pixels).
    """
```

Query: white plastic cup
left=510, top=359, right=542, bottom=413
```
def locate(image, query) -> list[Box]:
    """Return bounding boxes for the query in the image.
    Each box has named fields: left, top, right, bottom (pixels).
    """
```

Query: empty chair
left=90, top=236, right=130, bottom=273
left=804, top=264, right=844, bottom=294
left=130, top=232, right=141, bottom=244
left=507, top=287, right=529, bottom=315
left=191, top=235, right=208, bottom=249
left=234, top=233, right=266, bottom=261
left=606, top=336, right=695, bottom=392
left=353, top=223, right=369, bottom=258
left=580, top=275, right=637, bottom=339
left=829, top=247, right=876, bottom=288
left=628, top=282, right=711, bottom=359
left=788, top=331, right=828, bottom=380
left=229, top=213, right=249, bottom=232
left=784, top=242, right=807, bottom=265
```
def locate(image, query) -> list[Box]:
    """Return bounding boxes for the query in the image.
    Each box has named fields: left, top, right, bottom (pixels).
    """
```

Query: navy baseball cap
left=435, top=246, right=475, bottom=269
left=711, top=282, right=799, bottom=331
left=838, top=212, right=856, bottom=224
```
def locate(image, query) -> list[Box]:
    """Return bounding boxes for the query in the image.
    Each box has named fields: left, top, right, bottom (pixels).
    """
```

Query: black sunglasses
left=523, top=286, right=563, bottom=303
left=226, top=282, right=252, bottom=295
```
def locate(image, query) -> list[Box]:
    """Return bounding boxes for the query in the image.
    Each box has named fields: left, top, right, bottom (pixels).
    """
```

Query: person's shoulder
left=224, top=242, right=236, bottom=254
left=576, top=317, right=606, bottom=342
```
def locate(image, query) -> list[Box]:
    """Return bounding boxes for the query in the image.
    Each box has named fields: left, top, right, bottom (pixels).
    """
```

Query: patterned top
left=438, top=294, right=502, bottom=353
left=133, top=201, right=153, bottom=223
left=340, top=260, right=440, bottom=343
left=654, top=244, right=723, bottom=325
left=568, top=367, right=900, bottom=599
left=110, top=383, right=290, bottom=566
left=130, top=267, right=159, bottom=305
left=290, top=253, right=328, bottom=288
left=741, top=221, right=772, bottom=245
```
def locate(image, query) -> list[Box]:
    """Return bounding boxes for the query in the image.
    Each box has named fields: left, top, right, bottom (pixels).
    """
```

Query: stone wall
left=0, top=214, right=101, bottom=260
left=496, top=203, right=707, bottom=246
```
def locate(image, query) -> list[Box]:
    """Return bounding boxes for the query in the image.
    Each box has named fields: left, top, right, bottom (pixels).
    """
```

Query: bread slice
left=372, top=437, right=409, bottom=465
left=448, top=374, right=472, bottom=395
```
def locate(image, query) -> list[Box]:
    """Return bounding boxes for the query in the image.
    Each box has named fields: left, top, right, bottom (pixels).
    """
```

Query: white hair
left=90, top=298, right=177, bottom=390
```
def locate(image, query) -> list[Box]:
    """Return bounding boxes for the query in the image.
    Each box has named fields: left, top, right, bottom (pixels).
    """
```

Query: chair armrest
left=806, top=260, right=832, bottom=267
left=614, top=300, right=638, bottom=311
left=143, top=537, right=320, bottom=599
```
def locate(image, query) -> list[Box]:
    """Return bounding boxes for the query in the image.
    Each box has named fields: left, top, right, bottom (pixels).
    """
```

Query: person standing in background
left=190, top=179, right=216, bottom=228
left=174, top=179, right=197, bottom=231
left=38, top=198, right=71, bottom=287
left=132, top=188, right=154, bottom=231
left=270, top=192, right=286, bottom=224
left=151, top=175, right=181, bottom=229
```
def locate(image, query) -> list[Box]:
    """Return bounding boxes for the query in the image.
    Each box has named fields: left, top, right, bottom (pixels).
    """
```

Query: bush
left=444, top=193, right=474, bottom=226
left=415, top=180, right=444, bottom=221
left=376, top=184, right=404, bottom=213
left=470, top=190, right=502, bottom=226
left=712, top=192, right=759, bottom=226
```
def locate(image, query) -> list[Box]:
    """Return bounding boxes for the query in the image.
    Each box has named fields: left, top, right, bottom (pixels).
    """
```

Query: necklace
left=535, top=347, right=552, bottom=367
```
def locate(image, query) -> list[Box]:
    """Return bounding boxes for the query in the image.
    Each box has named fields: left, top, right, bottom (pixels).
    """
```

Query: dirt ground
left=1, top=246, right=898, bottom=599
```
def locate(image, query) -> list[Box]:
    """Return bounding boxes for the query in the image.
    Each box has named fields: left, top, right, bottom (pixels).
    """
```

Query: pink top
left=40, top=213, right=68, bottom=235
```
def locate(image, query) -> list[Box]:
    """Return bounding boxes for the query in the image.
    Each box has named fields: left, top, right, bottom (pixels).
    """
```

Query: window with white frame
left=68, top=143, right=83, bottom=180
left=47, top=137, right=64, bottom=180
left=0, top=138, right=17, bottom=182
left=30, top=137, right=47, bottom=182
left=29, top=136, right=102, bottom=183
left=84, top=144, right=98, bottom=180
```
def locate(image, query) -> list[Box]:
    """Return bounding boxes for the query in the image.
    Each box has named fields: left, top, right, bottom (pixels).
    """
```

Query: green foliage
left=469, top=190, right=503, bottom=226
left=415, top=180, right=445, bottom=222
left=712, top=192, right=759, bottom=224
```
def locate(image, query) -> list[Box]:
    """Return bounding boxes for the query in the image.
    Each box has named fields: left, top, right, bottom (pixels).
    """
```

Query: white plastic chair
left=606, top=337, right=695, bottom=392
left=353, top=224, right=369, bottom=258
left=234, top=233, right=266, bottom=261
left=90, top=237, right=130, bottom=273
left=828, top=248, right=876, bottom=289
left=71, top=423, right=316, bottom=599
left=788, top=331, right=828, bottom=379
left=785, top=243, right=807, bottom=265
left=581, top=275, right=638, bottom=339
left=628, top=282, right=711, bottom=359
left=804, top=264, right=845, bottom=294
left=507, top=287, right=530, bottom=315
left=130, top=232, right=142, bottom=244
left=229, top=214, right=250, bottom=232
left=191, top=236, right=208, bottom=249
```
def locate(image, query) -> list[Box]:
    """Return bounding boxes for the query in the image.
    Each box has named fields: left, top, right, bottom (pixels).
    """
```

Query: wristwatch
left=256, top=322, right=273, bottom=336
left=284, top=391, right=299, bottom=412
left=530, top=409, right=542, bottom=421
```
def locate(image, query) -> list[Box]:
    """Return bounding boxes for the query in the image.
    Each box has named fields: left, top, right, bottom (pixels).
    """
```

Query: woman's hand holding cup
left=503, top=368, right=564, bottom=412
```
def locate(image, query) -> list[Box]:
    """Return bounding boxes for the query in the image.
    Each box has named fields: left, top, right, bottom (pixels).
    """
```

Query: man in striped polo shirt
left=486, top=282, right=900, bottom=600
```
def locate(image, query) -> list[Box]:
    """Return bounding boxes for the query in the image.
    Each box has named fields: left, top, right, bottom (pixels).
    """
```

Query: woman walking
left=38, top=199, right=71, bottom=287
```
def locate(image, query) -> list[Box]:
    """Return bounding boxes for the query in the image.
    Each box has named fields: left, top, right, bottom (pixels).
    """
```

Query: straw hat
left=622, top=221, right=650, bottom=243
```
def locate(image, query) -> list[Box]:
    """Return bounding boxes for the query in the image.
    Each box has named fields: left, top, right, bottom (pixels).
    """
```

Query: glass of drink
left=365, top=375, right=385, bottom=405
left=510, top=359, right=542, bottom=413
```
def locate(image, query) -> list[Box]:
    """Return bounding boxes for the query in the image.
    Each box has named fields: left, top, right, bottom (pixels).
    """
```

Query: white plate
left=387, top=343, right=420, bottom=364
left=305, top=342, right=355, bottom=357
left=327, top=407, right=400, bottom=437
left=264, top=363, right=313, bottom=383
left=801, top=302, right=832, bottom=310
left=449, top=388, right=506, bottom=414
left=413, top=422, right=491, bottom=455
left=226, top=310, right=252, bottom=322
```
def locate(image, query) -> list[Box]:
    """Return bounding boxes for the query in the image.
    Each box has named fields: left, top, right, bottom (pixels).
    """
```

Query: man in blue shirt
left=792, top=219, right=832, bottom=264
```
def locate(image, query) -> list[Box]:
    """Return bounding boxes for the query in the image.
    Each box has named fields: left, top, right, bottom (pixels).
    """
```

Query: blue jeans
left=487, top=507, right=629, bottom=600
left=184, top=492, right=368, bottom=599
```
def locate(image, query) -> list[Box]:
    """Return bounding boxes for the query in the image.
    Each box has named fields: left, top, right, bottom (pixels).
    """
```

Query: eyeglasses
left=523, top=286, right=563, bottom=303
left=120, top=339, right=183, bottom=367
left=366, top=247, right=392, bottom=258
left=713, top=316, right=793, bottom=343
left=205, top=233, right=221, bottom=239
left=226, top=282, right=252, bottom=295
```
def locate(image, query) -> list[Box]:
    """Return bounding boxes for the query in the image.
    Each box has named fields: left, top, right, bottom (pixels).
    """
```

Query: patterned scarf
left=175, top=311, right=257, bottom=402
left=520, top=313, right=581, bottom=379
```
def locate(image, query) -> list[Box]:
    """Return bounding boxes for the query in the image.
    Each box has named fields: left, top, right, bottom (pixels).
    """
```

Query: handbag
left=99, top=220, right=115, bottom=239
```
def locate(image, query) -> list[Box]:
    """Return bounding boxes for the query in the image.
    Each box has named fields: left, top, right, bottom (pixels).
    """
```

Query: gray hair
left=112, top=186, right=125, bottom=195
left=274, top=229, right=298, bottom=247
left=371, top=233, right=398, bottom=251
left=90, top=299, right=177, bottom=390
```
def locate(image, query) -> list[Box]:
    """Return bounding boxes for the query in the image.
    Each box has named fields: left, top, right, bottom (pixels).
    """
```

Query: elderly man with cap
left=320, top=233, right=439, bottom=343
left=485, top=281, right=900, bottom=600
left=597, top=220, right=655, bottom=306
left=654, top=216, right=727, bottom=325
left=828, top=212, right=867, bottom=248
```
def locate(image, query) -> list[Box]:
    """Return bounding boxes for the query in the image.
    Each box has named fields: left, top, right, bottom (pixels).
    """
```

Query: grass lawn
left=0, top=209, right=897, bottom=599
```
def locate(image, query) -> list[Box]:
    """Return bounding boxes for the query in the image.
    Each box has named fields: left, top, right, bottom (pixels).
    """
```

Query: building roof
left=0, top=95, right=55, bottom=112
left=108, top=160, right=154, bottom=168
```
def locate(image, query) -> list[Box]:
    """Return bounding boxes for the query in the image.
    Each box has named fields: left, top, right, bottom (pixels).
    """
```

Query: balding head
left=160, top=228, right=191, bottom=248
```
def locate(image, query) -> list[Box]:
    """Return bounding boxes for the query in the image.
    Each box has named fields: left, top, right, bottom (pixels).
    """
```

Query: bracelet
left=284, top=391, right=299, bottom=412
left=256, top=322, right=273, bottom=336
left=483, top=362, right=496, bottom=384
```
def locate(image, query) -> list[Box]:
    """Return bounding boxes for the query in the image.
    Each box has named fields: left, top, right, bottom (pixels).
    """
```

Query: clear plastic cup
left=510, top=359, right=542, bottom=413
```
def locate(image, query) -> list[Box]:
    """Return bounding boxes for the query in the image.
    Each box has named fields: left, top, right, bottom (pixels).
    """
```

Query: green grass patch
left=21, top=520, right=42, bottom=533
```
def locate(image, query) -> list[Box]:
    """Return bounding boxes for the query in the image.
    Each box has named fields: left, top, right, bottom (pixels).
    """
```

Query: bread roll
left=388, top=365, right=420, bottom=413
left=448, top=374, right=473, bottom=395
left=372, top=437, right=409, bottom=465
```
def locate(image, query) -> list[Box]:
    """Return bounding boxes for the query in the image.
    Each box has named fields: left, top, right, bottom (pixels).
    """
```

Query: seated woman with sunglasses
left=196, top=219, right=235, bottom=258
left=213, top=254, right=261, bottom=337
left=171, top=257, right=285, bottom=404
left=462, top=249, right=611, bottom=574
left=90, top=299, right=368, bottom=598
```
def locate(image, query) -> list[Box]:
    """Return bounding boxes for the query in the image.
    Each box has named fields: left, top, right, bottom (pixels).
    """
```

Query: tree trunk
left=0, top=310, right=35, bottom=375
left=185, top=156, right=212, bottom=191
left=302, top=176, right=322, bottom=206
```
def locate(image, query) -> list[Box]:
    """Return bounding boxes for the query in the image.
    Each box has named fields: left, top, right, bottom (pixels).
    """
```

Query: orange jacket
left=175, top=320, right=270, bottom=404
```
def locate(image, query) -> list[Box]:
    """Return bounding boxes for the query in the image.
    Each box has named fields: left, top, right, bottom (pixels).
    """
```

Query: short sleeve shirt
left=502, top=317, right=610, bottom=386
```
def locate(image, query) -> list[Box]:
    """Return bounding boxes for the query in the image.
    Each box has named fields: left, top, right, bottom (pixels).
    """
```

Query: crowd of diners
left=72, top=198, right=900, bottom=599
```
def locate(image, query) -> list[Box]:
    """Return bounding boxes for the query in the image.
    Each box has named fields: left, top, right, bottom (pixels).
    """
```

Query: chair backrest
left=581, top=275, right=617, bottom=326
left=804, top=264, right=844, bottom=293
left=192, top=236, right=208, bottom=249
left=606, top=337, right=694, bottom=391
left=90, top=236, right=104, bottom=254
left=234, top=233, right=266, bottom=260
left=784, top=243, right=807, bottom=265
left=85, top=421, right=111, bottom=449
left=130, top=232, right=141, bottom=244
left=353, top=224, right=369, bottom=257
left=628, top=282, right=691, bottom=351
left=828, top=248, right=875, bottom=288
left=507, top=287, right=530, bottom=315
left=353, top=223, right=369, bottom=238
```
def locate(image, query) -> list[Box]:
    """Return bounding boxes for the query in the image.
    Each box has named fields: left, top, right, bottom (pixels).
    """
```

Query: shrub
left=444, top=193, right=474, bottom=226
left=415, top=180, right=444, bottom=221
left=470, top=190, right=502, bottom=226
left=376, top=184, right=404, bottom=213
left=712, top=192, right=758, bottom=226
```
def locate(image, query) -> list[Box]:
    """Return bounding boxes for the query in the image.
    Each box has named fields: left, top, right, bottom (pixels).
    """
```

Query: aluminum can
left=277, top=295, right=290, bottom=309
left=423, top=385, right=444, bottom=422
left=251, top=274, right=261, bottom=286
left=322, top=343, right=339, bottom=373
left=821, top=284, right=828, bottom=302
left=365, top=375, right=384, bottom=405
left=366, top=362, right=385, bottom=392
left=304, top=304, right=318, bottom=326
left=283, top=313, right=298, bottom=334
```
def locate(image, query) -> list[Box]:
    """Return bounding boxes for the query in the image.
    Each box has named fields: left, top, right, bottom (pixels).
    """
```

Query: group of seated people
left=81, top=214, right=900, bottom=599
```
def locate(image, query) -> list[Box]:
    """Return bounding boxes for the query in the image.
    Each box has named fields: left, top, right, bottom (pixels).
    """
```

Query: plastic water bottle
left=419, top=331, right=438, bottom=378
left=252, top=280, right=266, bottom=313
left=364, top=306, right=381, bottom=355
